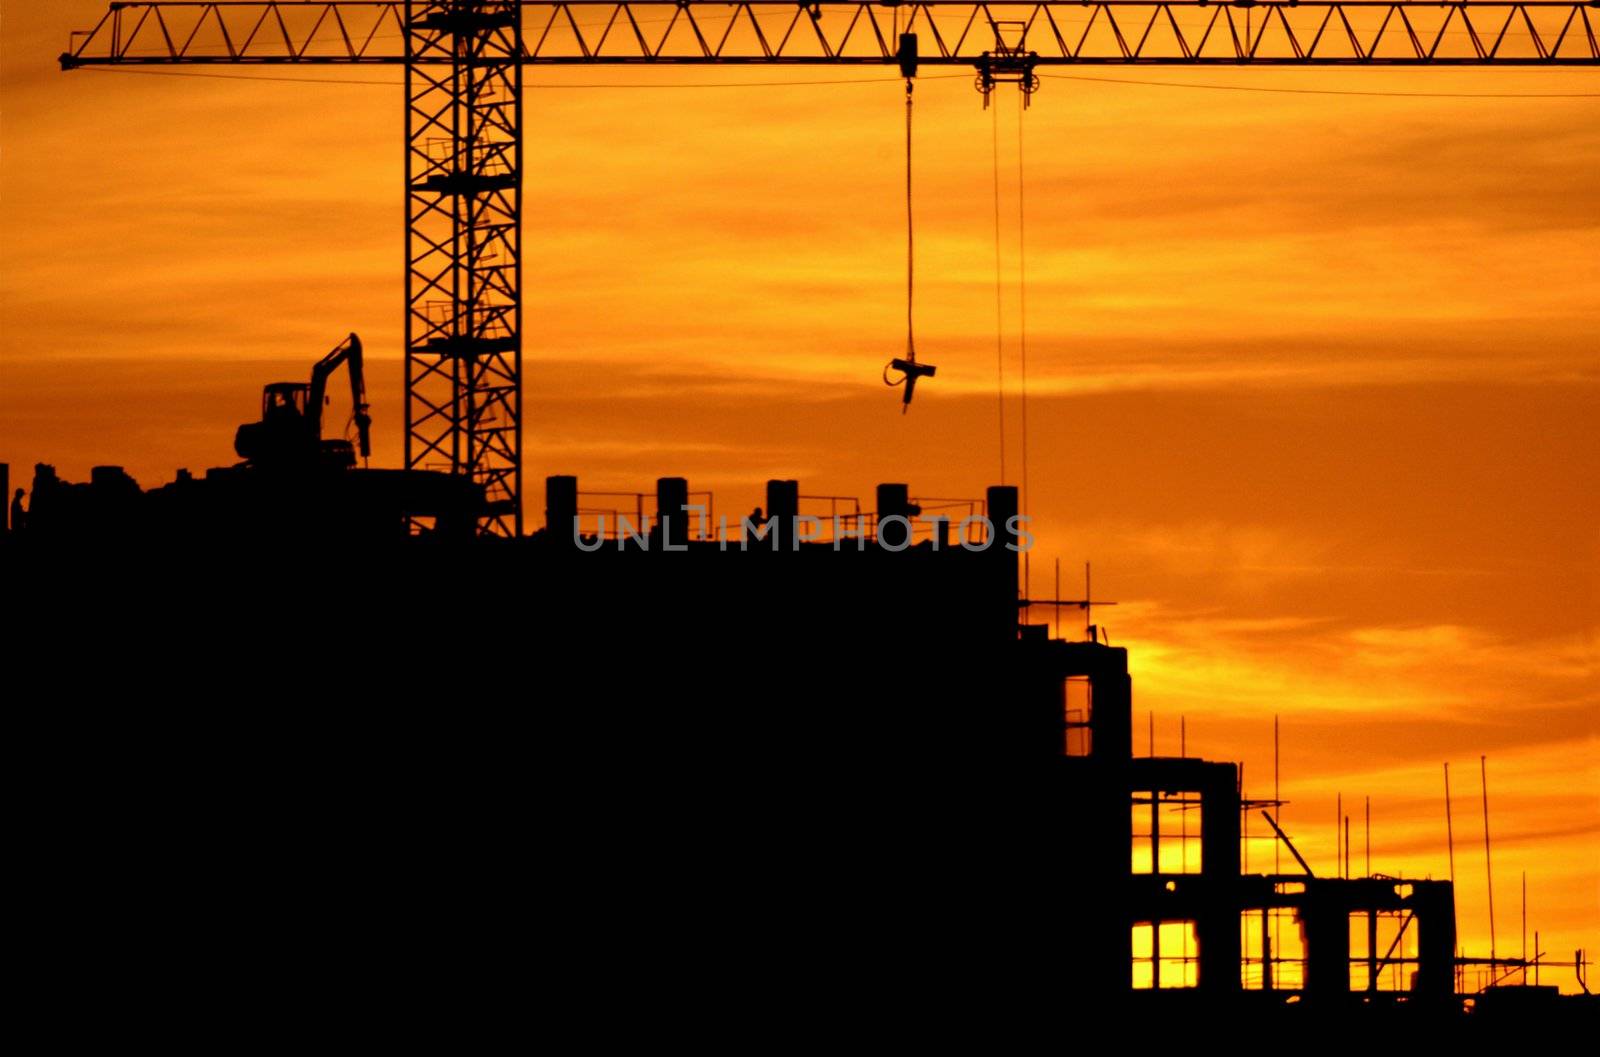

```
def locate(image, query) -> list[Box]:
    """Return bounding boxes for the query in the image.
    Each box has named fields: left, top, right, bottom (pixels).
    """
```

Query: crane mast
left=406, top=4, right=522, bottom=537
left=58, top=2, right=1600, bottom=536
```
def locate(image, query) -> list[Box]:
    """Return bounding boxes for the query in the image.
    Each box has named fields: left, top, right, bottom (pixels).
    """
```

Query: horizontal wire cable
left=72, top=67, right=971, bottom=88
left=73, top=65, right=1600, bottom=97
left=1042, top=71, right=1600, bottom=98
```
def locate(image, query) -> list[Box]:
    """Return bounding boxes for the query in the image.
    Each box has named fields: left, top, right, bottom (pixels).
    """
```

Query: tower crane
left=58, top=2, right=1600, bottom=536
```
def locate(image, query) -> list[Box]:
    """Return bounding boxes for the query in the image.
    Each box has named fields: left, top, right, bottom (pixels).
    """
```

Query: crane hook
left=884, top=357, right=937, bottom=412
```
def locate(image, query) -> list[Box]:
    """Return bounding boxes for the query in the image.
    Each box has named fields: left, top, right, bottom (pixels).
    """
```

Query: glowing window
left=1132, top=921, right=1199, bottom=989
left=1063, top=675, right=1092, bottom=757
left=1241, top=908, right=1307, bottom=990
left=1131, top=791, right=1203, bottom=874
left=1349, top=910, right=1418, bottom=992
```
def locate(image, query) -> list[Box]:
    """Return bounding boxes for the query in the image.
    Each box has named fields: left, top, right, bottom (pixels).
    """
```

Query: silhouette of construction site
left=3, top=353, right=1591, bottom=1026
left=10, top=1, right=1597, bottom=1031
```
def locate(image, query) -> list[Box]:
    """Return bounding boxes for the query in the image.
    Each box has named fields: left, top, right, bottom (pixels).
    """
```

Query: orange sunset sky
left=2, top=4, right=1596, bottom=988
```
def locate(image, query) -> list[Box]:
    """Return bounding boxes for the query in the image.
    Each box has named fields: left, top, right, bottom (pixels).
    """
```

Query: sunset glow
left=2, top=3, right=1595, bottom=991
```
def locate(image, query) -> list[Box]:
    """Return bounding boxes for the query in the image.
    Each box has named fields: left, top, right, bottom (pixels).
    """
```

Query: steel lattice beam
left=62, top=3, right=1600, bottom=67
left=405, top=2, right=522, bottom=537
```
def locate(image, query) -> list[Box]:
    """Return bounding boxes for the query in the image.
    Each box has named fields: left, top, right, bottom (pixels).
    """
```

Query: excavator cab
left=262, top=382, right=311, bottom=423
left=235, top=334, right=371, bottom=471
left=237, top=381, right=319, bottom=466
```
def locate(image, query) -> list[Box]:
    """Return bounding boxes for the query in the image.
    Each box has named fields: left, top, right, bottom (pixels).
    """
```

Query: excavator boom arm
left=308, top=333, right=372, bottom=458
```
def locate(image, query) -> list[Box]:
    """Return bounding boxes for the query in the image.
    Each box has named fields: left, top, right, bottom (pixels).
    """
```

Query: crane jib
left=60, top=4, right=1600, bottom=69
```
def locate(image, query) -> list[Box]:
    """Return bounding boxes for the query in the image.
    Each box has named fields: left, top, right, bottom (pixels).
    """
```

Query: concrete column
left=876, top=482, right=915, bottom=549
left=545, top=475, right=578, bottom=544
left=1302, top=882, right=1352, bottom=996
left=986, top=485, right=1019, bottom=550
left=1089, top=662, right=1133, bottom=763
left=986, top=485, right=1021, bottom=638
left=1413, top=882, right=1457, bottom=998
left=656, top=476, right=689, bottom=549
left=1196, top=764, right=1242, bottom=994
left=765, top=479, right=798, bottom=550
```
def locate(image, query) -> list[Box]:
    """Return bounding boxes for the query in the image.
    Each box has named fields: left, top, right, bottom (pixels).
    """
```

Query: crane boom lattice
left=405, top=3, right=522, bottom=536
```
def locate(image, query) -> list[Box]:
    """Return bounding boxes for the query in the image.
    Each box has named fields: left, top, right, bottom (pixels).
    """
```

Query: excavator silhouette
left=12, top=331, right=487, bottom=542
left=234, top=333, right=372, bottom=470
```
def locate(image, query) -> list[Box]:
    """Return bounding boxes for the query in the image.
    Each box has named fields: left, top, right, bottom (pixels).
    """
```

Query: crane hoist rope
left=884, top=34, right=935, bottom=413
left=1017, top=91, right=1030, bottom=532
left=991, top=97, right=1034, bottom=511
left=992, top=100, right=1007, bottom=482
left=1016, top=92, right=1032, bottom=601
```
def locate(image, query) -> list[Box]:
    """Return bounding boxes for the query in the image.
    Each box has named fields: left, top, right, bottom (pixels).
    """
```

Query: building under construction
left=4, top=449, right=1592, bottom=1029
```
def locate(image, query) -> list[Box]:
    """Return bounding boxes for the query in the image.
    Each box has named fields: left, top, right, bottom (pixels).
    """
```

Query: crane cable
left=1017, top=90, right=1030, bottom=536
left=883, top=73, right=935, bottom=411
left=1017, top=92, right=1032, bottom=600
left=992, top=100, right=1033, bottom=497
left=906, top=76, right=916, bottom=373
left=992, top=102, right=1007, bottom=484
left=77, top=67, right=1600, bottom=98
left=881, top=79, right=915, bottom=396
